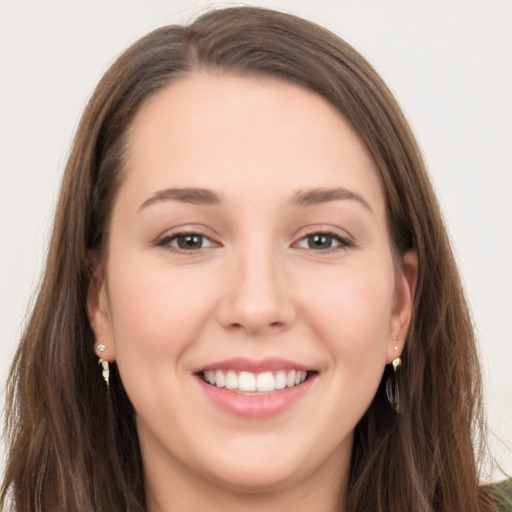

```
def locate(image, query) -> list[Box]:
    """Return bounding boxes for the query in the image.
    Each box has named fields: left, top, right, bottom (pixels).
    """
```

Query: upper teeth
left=202, top=370, right=308, bottom=392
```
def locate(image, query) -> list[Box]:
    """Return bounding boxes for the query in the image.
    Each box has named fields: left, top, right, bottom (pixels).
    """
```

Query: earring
left=95, top=345, right=109, bottom=386
left=386, top=356, right=401, bottom=413
left=98, top=359, right=110, bottom=387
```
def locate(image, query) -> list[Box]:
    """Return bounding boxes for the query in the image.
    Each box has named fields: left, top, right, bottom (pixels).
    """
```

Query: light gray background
left=1, top=1, right=511, bottom=477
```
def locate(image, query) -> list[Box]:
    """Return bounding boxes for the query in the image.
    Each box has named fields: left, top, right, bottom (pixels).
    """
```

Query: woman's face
left=89, top=73, right=416, bottom=501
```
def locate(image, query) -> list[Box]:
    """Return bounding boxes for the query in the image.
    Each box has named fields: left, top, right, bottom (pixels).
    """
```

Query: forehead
left=121, top=72, right=385, bottom=215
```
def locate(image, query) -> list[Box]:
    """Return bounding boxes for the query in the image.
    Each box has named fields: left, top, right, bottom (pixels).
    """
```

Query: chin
left=203, top=456, right=308, bottom=493
left=192, top=430, right=337, bottom=494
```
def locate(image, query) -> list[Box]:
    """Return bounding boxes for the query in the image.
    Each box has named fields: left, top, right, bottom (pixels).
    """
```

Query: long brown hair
left=1, top=7, right=497, bottom=511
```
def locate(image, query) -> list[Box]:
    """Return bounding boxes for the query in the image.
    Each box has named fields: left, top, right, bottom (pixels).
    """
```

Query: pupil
left=178, top=234, right=202, bottom=249
left=309, top=234, right=332, bottom=249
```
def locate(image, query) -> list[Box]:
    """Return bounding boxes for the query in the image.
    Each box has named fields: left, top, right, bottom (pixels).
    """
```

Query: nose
left=216, top=244, right=296, bottom=336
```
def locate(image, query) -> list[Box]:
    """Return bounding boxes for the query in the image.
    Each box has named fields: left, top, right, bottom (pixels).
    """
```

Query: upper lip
left=193, top=357, right=313, bottom=374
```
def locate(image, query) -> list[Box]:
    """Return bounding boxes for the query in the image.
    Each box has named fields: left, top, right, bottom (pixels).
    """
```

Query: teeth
left=204, top=370, right=216, bottom=385
left=275, top=370, right=287, bottom=389
left=238, top=371, right=256, bottom=391
left=215, top=370, right=225, bottom=388
left=201, top=369, right=309, bottom=392
left=256, top=371, right=274, bottom=392
left=225, top=370, right=238, bottom=389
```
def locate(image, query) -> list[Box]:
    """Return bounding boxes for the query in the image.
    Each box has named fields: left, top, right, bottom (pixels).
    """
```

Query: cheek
left=300, top=260, right=395, bottom=367
left=104, top=255, right=225, bottom=431
left=287, top=259, right=396, bottom=451
left=106, top=254, right=220, bottom=368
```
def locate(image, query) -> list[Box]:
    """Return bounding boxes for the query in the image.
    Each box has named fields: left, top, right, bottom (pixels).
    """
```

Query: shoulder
left=494, top=478, right=512, bottom=511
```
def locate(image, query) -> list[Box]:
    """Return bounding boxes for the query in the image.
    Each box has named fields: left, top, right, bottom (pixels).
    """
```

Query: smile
left=200, top=369, right=309, bottom=393
left=194, top=358, right=317, bottom=417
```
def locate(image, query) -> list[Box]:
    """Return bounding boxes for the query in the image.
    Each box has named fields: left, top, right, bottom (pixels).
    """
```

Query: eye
left=156, top=232, right=217, bottom=252
left=294, top=231, right=351, bottom=252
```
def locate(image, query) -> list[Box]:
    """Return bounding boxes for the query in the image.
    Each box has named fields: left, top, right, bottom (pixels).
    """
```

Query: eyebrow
left=138, top=188, right=221, bottom=210
left=291, top=188, right=372, bottom=212
left=138, top=186, right=372, bottom=212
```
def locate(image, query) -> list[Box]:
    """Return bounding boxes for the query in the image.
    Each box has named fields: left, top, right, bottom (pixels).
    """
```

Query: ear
left=87, top=254, right=116, bottom=362
left=386, top=249, right=418, bottom=363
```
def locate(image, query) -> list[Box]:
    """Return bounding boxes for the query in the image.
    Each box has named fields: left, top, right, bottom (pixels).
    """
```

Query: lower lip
left=196, top=375, right=316, bottom=418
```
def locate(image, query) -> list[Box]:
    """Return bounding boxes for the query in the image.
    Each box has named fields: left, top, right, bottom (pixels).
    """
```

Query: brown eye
left=176, top=234, right=204, bottom=250
left=157, top=232, right=216, bottom=252
left=295, top=231, right=351, bottom=252
left=307, top=234, right=334, bottom=249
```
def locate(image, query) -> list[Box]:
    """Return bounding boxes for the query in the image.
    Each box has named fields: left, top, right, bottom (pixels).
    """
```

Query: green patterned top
left=495, top=478, right=512, bottom=510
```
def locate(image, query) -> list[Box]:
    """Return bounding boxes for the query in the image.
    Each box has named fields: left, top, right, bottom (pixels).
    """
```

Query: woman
left=1, top=6, right=509, bottom=512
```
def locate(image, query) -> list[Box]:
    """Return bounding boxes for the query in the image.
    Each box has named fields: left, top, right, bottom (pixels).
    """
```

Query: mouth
left=198, top=369, right=315, bottom=395
left=193, top=357, right=318, bottom=417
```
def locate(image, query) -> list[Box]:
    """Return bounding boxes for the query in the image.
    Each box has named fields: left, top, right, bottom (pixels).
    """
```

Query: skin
left=88, top=73, right=417, bottom=512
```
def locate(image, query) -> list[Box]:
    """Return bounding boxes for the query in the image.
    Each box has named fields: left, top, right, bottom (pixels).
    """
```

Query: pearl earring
left=98, top=359, right=110, bottom=386
left=95, top=344, right=109, bottom=386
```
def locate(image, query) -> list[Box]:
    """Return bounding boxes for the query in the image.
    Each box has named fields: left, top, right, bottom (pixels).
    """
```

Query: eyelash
left=155, top=230, right=218, bottom=252
left=155, top=229, right=353, bottom=254
left=294, top=230, right=353, bottom=253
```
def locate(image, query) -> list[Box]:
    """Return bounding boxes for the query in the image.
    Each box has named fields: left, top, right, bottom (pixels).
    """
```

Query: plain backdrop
left=1, top=0, right=511, bottom=477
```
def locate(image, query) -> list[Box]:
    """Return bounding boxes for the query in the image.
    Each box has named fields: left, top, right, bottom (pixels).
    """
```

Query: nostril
left=216, top=285, right=296, bottom=334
